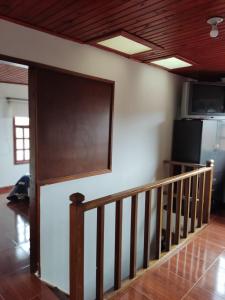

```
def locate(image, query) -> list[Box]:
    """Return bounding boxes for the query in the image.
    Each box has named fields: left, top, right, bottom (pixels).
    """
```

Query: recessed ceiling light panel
left=97, top=35, right=152, bottom=55
left=151, top=57, right=192, bottom=69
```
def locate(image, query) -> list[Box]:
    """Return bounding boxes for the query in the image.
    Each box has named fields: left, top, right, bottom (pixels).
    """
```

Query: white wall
left=0, top=20, right=184, bottom=299
left=0, top=83, right=29, bottom=187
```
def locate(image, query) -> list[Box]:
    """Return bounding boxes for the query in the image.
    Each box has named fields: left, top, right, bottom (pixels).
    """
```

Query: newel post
left=203, top=160, right=214, bottom=224
left=70, top=193, right=85, bottom=300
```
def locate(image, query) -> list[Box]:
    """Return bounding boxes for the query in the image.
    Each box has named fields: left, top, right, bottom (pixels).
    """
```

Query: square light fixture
left=151, top=57, right=192, bottom=69
left=92, top=31, right=161, bottom=56
left=97, top=35, right=152, bottom=55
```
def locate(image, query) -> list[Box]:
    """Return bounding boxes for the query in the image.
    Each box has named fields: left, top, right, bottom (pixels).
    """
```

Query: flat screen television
left=181, top=82, right=225, bottom=119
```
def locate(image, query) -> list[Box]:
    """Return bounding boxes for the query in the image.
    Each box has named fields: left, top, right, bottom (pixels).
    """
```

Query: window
left=14, top=116, right=30, bottom=164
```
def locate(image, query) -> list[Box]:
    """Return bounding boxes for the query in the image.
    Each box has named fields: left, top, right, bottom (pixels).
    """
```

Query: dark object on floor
left=7, top=175, right=30, bottom=201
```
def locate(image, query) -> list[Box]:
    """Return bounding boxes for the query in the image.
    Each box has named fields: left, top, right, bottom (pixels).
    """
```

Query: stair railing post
left=70, top=193, right=85, bottom=300
left=203, top=160, right=214, bottom=224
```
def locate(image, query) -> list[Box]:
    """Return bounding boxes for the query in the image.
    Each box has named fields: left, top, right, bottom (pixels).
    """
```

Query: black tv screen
left=189, top=83, right=225, bottom=115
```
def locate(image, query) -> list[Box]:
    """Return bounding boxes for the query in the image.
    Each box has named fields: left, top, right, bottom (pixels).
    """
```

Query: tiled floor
left=111, top=215, right=225, bottom=300
left=0, top=193, right=59, bottom=300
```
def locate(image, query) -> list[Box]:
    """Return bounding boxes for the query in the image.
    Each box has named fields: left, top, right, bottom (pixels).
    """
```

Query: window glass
left=15, top=116, right=29, bottom=126
left=16, top=128, right=23, bottom=138
left=16, top=150, right=24, bottom=161
left=16, top=139, right=23, bottom=150
left=25, top=150, right=30, bottom=161
left=24, top=128, right=30, bottom=138
left=24, top=139, right=30, bottom=149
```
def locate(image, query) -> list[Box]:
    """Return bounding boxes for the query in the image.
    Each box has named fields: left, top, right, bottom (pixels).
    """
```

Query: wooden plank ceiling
left=0, top=63, right=28, bottom=84
left=0, top=0, right=225, bottom=80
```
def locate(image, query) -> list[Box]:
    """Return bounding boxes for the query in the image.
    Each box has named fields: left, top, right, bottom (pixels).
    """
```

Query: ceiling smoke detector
left=207, top=17, right=224, bottom=38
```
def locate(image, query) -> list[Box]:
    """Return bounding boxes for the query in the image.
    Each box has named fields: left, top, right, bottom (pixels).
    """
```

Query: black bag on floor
left=7, top=175, right=30, bottom=201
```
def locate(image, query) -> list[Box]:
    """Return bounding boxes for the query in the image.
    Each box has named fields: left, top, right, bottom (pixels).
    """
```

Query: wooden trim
left=183, top=178, right=191, bottom=238
left=114, top=199, right=123, bottom=290
left=203, top=160, right=214, bottom=223
left=165, top=183, right=174, bottom=251
left=155, top=187, right=163, bottom=259
left=14, top=161, right=29, bottom=165
left=174, top=180, right=183, bottom=244
left=37, top=169, right=112, bottom=186
left=130, top=195, right=138, bottom=279
left=143, top=190, right=151, bottom=268
left=29, top=67, right=39, bottom=273
left=13, top=116, right=16, bottom=164
left=191, top=175, right=199, bottom=233
left=70, top=193, right=85, bottom=300
left=197, top=172, right=206, bottom=228
left=0, top=80, right=28, bottom=86
left=0, top=185, right=13, bottom=194
left=96, top=206, right=105, bottom=300
left=108, top=82, right=115, bottom=172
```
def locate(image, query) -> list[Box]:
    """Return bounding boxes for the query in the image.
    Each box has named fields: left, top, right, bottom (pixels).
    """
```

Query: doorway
left=0, top=59, right=35, bottom=274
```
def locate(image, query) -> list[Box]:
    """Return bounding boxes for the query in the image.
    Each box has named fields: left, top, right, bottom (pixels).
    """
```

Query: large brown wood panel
left=34, top=68, right=114, bottom=184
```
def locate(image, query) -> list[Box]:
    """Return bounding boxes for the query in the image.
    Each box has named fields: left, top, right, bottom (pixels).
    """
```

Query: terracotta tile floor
left=112, top=215, right=225, bottom=300
left=0, top=193, right=59, bottom=300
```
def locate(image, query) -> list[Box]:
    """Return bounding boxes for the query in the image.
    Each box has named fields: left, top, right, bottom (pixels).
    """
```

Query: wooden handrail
left=164, top=160, right=205, bottom=168
left=81, top=165, right=212, bottom=211
left=70, top=160, right=214, bottom=300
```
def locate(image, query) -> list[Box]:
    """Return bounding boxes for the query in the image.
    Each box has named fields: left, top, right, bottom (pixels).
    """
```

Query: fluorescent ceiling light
left=97, top=35, right=152, bottom=55
left=151, top=57, right=192, bottom=69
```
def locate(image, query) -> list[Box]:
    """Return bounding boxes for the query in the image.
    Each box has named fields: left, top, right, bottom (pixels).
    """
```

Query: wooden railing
left=164, top=160, right=205, bottom=176
left=69, top=160, right=214, bottom=300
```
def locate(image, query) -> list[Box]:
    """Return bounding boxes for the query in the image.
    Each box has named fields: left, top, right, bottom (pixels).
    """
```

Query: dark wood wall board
left=34, top=68, right=114, bottom=184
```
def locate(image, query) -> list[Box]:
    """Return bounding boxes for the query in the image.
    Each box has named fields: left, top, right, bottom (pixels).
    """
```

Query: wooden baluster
left=114, top=199, right=123, bottom=290
left=203, top=160, right=214, bottom=223
left=165, top=183, right=174, bottom=251
left=130, top=194, right=138, bottom=279
left=169, top=164, right=174, bottom=177
left=70, top=193, right=85, bottom=300
left=175, top=180, right=183, bottom=244
left=181, top=165, right=185, bottom=174
left=191, top=175, right=199, bottom=233
left=197, top=172, right=206, bottom=228
left=183, top=178, right=191, bottom=238
left=96, top=206, right=105, bottom=300
left=156, top=187, right=163, bottom=259
left=143, top=190, right=151, bottom=268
